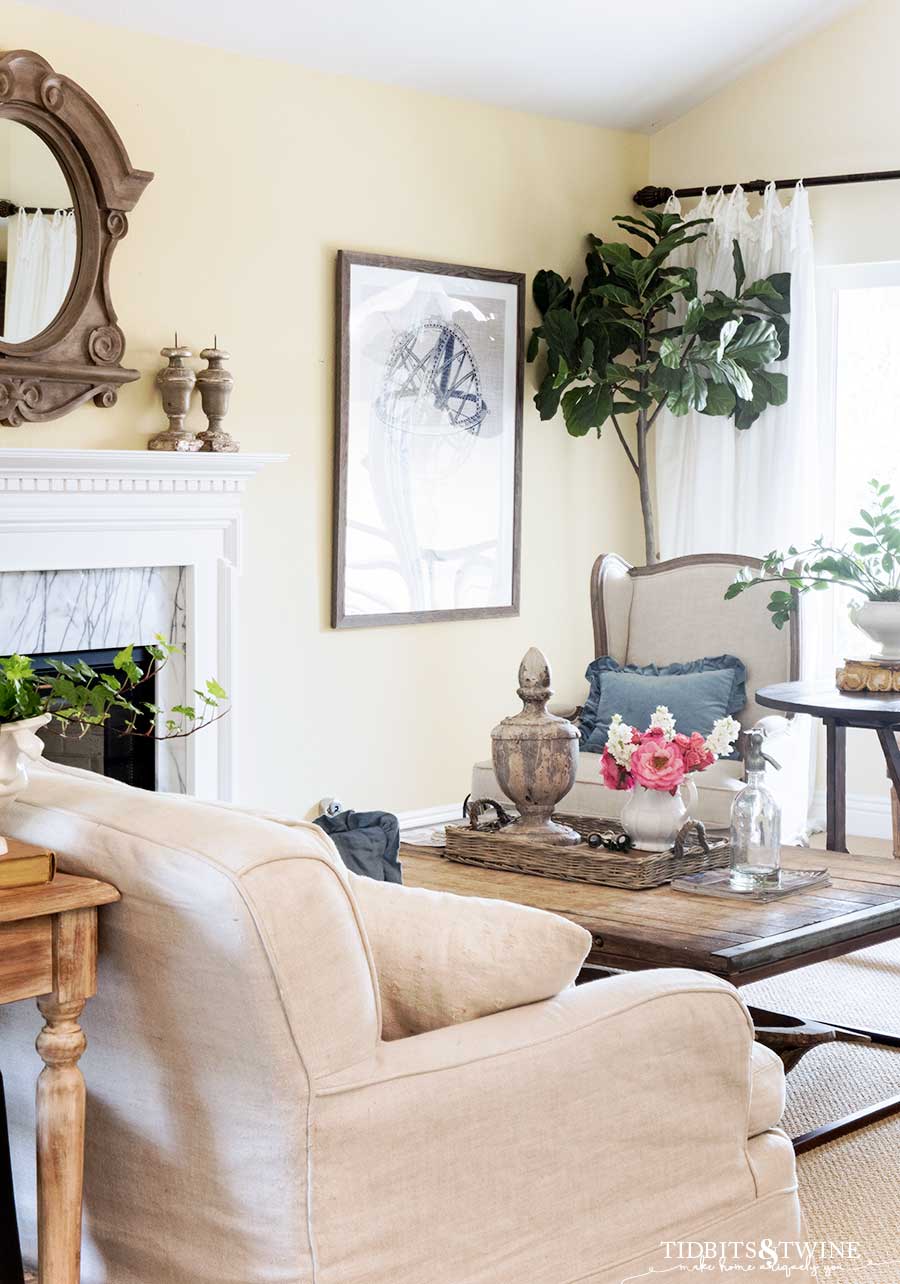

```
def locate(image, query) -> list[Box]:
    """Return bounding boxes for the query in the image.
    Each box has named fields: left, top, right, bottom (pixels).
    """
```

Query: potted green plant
left=725, top=480, right=900, bottom=658
left=0, top=638, right=227, bottom=817
left=527, top=209, right=791, bottom=562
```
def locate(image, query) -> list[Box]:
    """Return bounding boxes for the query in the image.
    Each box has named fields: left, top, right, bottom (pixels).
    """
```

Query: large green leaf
left=764, top=272, right=791, bottom=314
left=534, top=374, right=562, bottom=421
left=755, top=369, right=788, bottom=406
left=540, top=308, right=579, bottom=364
left=533, top=270, right=573, bottom=316
left=642, top=211, right=692, bottom=237
left=594, top=243, right=639, bottom=280
left=611, top=216, right=657, bottom=247
left=682, top=296, right=705, bottom=335
left=526, top=329, right=539, bottom=363
left=741, top=278, right=782, bottom=305
left=724, top=318, right=781, bottom=367
left=718, top=358, right=754, bottom=401
left=590, top=283, right=638, bottom=308
left=700, top=382, right=736, bottom=417
left=715, top=319, right=740, bottom=360
left=632, top=255, right=659, bottom=296
left=646, top=224, right=711, bottom=266
left=770, top=314, right=790, bottom=361
left=680, top=365, right=708, bottom=412
left=561, top=382, right=613, bottom=437
left=732, top=239, right=746, bottom=295
left=659, top=336, right=683, bottom=369
left=644, top=273, right=694, bottom=312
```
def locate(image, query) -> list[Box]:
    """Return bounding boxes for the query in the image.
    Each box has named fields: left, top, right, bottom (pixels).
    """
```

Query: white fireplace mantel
left=0, top=448, right=288, bottom=800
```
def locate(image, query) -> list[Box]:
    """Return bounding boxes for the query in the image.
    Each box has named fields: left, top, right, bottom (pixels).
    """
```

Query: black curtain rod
left=632, top=168, right=900, bottom=208
left=0, top=198, right=73, bottom=217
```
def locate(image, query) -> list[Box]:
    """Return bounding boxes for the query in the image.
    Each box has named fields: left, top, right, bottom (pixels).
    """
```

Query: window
left=816, top=262, right=900, bottom=667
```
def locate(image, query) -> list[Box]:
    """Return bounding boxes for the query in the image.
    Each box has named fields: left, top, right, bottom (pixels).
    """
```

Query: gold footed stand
left=836, top=656, right=900, bottom=692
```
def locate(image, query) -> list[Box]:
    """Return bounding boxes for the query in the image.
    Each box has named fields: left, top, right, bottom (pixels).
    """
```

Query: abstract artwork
left=333, top=252, right=524, bottom=627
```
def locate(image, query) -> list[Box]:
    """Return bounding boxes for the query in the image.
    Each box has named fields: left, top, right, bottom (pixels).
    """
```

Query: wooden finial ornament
left=491, top=648, right=581, bottom=846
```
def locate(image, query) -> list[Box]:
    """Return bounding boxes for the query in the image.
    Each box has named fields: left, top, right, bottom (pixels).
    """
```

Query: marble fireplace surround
left=0, top=448, right=287, bottom=800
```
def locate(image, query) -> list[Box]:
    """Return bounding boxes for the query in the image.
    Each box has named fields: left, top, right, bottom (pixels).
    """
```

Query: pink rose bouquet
left=600, top=706, right=740, bottom=795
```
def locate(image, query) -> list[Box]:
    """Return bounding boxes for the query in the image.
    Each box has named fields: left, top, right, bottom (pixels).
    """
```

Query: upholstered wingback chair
left=474, top=553, right=812, bottom=843
left=0, top=761, right=808, bottom=1283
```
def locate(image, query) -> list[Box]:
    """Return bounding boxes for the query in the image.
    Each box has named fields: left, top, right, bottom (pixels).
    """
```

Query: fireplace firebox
left=33, top=648, right=157, bottom=792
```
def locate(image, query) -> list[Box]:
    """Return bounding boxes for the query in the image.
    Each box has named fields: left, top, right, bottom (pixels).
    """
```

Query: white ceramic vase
left=849, top=600, right=900, bottom=661
left=0, top=714, right=50, bottom=854
left=681, top=775, right=699, bottom=817
left=620, top=785, right=687, bottom=852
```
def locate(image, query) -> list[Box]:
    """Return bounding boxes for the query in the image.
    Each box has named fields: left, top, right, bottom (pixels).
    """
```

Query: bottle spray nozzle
left=745, top=728, right=781, bottom=773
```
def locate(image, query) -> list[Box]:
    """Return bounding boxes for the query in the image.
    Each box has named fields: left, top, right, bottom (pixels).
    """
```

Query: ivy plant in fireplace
left=0, top=638, right=227, bottom=793
left=33, top=648, right=159, bottom=789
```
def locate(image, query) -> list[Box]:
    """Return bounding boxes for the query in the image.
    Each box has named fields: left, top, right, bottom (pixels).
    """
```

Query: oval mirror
left=0, top=119, right=75, bottom=344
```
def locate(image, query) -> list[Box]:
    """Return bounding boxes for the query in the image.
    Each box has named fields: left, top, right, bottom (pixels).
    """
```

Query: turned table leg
left=34, top=906, right=98, bottom=1284
left=35, top=994, right=87, bottom=1284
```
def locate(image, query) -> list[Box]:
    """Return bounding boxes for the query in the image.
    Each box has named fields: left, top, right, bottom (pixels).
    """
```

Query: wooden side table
left=756, top=680, right=900, bottom=854
left=0, top=873, right=120, bottom=1284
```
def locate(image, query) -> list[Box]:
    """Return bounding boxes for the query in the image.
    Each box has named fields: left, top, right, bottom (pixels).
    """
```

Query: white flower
left=649, top=705, right=676, bottom=741
left=705, top=715, right=741, bottom=759
left=606, top=712, right=636, bottom=768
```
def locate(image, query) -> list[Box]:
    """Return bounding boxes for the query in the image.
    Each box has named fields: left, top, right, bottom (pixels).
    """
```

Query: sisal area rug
left=745, top=937, right=900, bottom=1281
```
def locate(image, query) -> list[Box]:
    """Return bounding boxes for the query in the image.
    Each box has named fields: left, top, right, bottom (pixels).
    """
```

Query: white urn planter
left=620, top=785, right=687, bottom=852
left=0, top=714, right=50, bottom=853
left=849, top=600, right=900, bottom=661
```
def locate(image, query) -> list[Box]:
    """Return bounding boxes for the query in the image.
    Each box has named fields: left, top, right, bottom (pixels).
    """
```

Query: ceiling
left=31, top=0, right=861, bottom=132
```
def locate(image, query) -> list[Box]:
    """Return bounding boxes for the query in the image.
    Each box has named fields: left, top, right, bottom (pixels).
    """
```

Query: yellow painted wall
left=0, top=2, right=647, bottom=814
left=650, top=0, right=900, bottom=812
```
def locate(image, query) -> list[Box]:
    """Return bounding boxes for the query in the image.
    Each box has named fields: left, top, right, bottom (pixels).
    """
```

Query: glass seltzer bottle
left=730, top=729, right=782, bottom=891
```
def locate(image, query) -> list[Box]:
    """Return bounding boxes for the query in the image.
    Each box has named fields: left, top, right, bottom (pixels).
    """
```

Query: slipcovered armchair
left=1, top=761, right=807, bottom=1283
left=474, top=552, right=812, bottom=844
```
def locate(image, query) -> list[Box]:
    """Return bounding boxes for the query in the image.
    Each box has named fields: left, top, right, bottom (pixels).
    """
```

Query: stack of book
left=672, top=867, right=830, bottom=902
left=0, top=838, right=55, bottom=890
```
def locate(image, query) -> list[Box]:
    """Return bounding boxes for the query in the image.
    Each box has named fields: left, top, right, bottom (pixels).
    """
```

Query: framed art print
left=333, top=251, right=524, bottom=628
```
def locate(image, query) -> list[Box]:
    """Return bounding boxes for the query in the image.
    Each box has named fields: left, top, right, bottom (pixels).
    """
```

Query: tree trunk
left=636, top=410, right=658, bottom=564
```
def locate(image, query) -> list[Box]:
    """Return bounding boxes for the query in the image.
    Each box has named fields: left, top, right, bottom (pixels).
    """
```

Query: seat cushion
left=473, top=752, right=744, bottom=827
left=749, top=1042, right=786, bottom=1136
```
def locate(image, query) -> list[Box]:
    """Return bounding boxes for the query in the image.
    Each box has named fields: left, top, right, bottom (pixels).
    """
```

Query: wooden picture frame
left=333, top=250, right=524, bottom=629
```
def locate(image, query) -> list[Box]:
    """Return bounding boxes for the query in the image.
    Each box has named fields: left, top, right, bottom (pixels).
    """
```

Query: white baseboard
left=396, top=802, right=464, bottom=833
left=811, top=788, right=892, bottom=840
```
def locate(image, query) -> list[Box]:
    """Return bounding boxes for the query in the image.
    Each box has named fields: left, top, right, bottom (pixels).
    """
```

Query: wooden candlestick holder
left=149, top=344, right=201, bottom=452
left=197, top=345, right=237, bottom=453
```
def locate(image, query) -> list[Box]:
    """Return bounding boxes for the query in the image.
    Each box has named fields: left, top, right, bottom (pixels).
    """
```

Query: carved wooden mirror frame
left=0, top=49, right=152, bottom=425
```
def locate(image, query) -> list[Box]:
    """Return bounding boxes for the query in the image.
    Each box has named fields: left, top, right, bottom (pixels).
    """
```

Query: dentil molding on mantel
left=0, top=448, right=289, bottom=491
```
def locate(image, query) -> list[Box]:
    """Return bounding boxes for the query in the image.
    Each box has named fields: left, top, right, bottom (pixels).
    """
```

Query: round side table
left=756, top=680, right=900, bottom=853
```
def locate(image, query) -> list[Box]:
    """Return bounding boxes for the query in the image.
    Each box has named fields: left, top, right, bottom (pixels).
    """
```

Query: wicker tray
left=443, top=813, right=731, bottom=890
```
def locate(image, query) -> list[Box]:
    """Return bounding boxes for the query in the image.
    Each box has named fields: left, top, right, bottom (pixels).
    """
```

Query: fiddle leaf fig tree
left=528, top=210, right=791, bottom=563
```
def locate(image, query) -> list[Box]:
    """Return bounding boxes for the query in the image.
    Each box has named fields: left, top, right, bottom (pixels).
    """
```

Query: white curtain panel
left=4, top=208, right=77, bottom=343
left=655, top=183, right=818, bottom=560
left=654, top=185, right=820, bottom=840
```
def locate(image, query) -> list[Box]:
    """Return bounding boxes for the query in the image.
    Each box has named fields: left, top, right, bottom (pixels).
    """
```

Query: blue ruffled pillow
left=579, top=655, right=747, bottom=755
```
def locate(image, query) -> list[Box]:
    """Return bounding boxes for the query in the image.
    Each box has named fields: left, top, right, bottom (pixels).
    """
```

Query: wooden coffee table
left=402, top=841, right=900, bottom=1152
